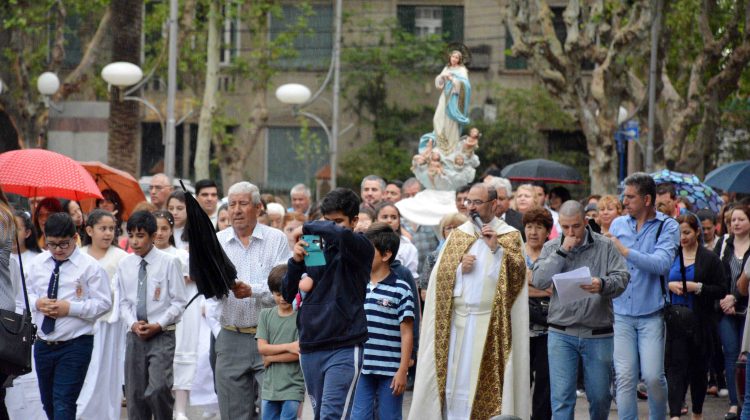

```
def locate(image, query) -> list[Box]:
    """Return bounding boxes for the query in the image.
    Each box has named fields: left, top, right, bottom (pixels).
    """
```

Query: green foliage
left=341, top=14, right=445, bottom=143
left=338, top=138, right=414, bottom=189
left=474, top=86, right=579, bottom=175
left=291, top=117, right=326, bottom=187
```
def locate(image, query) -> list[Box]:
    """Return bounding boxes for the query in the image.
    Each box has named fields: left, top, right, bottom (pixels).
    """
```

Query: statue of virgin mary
left=419, top=49, right=472, bottom=156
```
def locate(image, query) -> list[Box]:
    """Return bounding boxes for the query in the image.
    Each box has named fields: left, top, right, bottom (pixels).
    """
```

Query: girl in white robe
left=6, top=211, right=45, bottom=420
left=153, top=210, right=200, bottom=420
left=76, top=209, right=129, bottom=419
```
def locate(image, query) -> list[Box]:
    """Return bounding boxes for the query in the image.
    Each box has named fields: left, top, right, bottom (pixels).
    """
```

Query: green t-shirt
left=256, top=307, right=305, bottom=402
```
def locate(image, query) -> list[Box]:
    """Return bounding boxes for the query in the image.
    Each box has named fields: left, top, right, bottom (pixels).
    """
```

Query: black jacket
left=671, top=245, right=727, bottom=353
left=504, top=209, right=525, bottom=241
left=713, top=235, right=750, bottom=313
left=282, top=221, right=374, bottom=353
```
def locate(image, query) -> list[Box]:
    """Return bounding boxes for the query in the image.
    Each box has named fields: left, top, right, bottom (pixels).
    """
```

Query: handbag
left=529, top=297, right=549, bottom=326
left=661, top=244, right=696, bottom=338
left=0, top=235, right=37, bottom=378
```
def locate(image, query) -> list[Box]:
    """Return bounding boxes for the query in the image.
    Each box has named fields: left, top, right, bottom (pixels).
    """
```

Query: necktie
left=136, top=259, right=148, bottom=322
left=41, top=259, right=67, bottom=335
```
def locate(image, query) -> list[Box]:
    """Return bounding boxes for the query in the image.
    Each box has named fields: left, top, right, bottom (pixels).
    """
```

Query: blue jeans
left=613, top=313, right=667, bottom=420
left=299, top=345, right=363, bottom=420
left=547, top=331, right=613, bottom=420
left=262, top=400, right=300, bottom=420
left=720, top=314, right=745, bottom=406
left=351, top=373, right=403, bottom=420
left=34, top=335, right=94, bottom=420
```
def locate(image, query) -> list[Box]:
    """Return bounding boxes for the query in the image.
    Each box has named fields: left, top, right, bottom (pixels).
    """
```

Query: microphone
left=470, top=211, right=483, bottom=230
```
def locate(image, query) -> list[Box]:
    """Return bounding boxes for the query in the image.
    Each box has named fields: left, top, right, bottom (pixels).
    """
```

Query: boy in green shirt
left=256, top=265, right=305, bottom=420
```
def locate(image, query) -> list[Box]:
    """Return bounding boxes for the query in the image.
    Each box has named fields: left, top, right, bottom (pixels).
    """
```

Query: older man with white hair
left=213, top=181, right=291, bottom=420
left=288, top=183, right=312, bottom=216
left=485, top=176, right=524, bottom=239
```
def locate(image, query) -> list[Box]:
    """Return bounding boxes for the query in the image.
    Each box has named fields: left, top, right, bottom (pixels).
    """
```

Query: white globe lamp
left=101, top=62, right=144, bottom=88
left=276, top=83, right=312, bottom=105
left=37, top=72, right=60, bottom=96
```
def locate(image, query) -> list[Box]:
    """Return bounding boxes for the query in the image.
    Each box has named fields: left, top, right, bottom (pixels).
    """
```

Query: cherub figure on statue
left=461, top=127, right=480, bottom=157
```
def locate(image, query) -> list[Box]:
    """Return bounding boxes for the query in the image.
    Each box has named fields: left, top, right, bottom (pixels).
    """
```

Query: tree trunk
left=107, top=0, right=143, bottom=176
left=194, top=0, right=220, bottom=181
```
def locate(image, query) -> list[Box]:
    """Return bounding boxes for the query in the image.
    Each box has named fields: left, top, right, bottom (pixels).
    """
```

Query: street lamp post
left=276, top=0, right=342, bottom=190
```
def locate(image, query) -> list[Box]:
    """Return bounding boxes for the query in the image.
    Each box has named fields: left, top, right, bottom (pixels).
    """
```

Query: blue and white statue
left=413, top=50, right=478, bottom=191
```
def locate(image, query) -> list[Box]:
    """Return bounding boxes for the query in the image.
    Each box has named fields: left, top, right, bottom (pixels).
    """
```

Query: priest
left=409, top=183, right=529, bottom=420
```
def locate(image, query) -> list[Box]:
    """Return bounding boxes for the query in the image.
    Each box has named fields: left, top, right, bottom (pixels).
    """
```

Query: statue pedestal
left=395, top=189, right=458, bottom=227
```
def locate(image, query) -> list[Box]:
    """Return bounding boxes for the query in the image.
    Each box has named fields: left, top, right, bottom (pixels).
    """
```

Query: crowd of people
left=0, top=167, right=749, bottom=420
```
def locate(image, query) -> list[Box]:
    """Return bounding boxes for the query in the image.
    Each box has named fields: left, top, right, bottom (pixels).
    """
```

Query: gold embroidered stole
left=432, top=229, right=526, bottom=419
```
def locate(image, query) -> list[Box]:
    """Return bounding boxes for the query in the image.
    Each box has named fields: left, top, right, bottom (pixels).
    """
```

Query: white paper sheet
left=552, top=266, right=593, bottom=305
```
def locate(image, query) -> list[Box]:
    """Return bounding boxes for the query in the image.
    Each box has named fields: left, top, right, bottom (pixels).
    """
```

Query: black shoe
left=725, top=412, right=738, bottom=420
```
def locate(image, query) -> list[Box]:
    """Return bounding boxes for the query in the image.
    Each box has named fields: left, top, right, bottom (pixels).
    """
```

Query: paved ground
left=121, top=389, right=735, bottom=418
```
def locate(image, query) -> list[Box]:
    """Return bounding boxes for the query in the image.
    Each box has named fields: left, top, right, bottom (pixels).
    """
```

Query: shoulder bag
left=0, top=235, right=37, bottom=379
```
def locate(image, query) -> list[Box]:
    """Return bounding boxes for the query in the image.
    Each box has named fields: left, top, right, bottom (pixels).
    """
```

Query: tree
left=660, top=0, right=750, bottom=176
left=504, top=0, right=652, bottom=194
left=341, top=16, right=445, bottom=148
left=207, top=1, right=310, bottom=188
left=107, top=0, right=143, bottom=175
left=194, top=0, right=220, bottom=181
left=0, top=0, right=109, bottom=151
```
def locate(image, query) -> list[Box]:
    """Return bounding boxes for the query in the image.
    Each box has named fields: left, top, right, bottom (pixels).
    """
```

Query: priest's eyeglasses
left=463, top=199, right=493, bottom=207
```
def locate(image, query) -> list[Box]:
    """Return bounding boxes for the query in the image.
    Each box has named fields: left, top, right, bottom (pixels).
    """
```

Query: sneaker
left=174, top=413, right=189, bottom=420
left=719, top=388, right=729, bottom=397
left=637, top=382, right=648, bottom=400
left=576, top=389, right=585, bottom=398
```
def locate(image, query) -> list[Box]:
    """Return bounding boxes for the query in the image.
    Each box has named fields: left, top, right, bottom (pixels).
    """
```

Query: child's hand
left=391, top=369, right=408, bottom=396
left=299, top=275, right=314, bottom=293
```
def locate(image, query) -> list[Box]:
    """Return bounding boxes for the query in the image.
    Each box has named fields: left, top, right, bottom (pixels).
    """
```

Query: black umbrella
left=500, top=159, right=583, bottom=184
left=704, top=160, right=750, bottom=194
left=181, top=181, right=236, bottom=300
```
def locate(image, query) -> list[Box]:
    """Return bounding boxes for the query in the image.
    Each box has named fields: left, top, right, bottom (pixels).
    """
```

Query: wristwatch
left=556, top=249, right=569, bottom=258
left=695, top=282, right=704, bottom=295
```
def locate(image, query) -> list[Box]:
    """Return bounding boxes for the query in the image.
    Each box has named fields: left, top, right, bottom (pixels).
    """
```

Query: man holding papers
left=532, top=200, right=629, bottom=420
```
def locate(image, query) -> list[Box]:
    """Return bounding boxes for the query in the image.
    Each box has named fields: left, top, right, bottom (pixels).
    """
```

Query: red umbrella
left=79, top=161, right=146, bottom=220
left=0, top=149, right=103, bottom=201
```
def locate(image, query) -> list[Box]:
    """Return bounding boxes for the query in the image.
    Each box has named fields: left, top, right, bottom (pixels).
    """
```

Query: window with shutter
left=270, top=5, right=333, bottom=70
left=266, top=127, right=329, bottom=190
left=397, top=5, right=463, bottom=42
left=504, top=28, right=527, bottom=70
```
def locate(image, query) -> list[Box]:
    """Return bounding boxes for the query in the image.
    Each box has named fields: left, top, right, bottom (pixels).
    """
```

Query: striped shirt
left=362, top=272, right=414, bottom=376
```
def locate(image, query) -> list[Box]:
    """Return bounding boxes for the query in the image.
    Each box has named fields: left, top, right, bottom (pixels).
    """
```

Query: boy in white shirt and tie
left=117, top=210, right=187, bottom=420
left=29, top=212, right=111, bottom=420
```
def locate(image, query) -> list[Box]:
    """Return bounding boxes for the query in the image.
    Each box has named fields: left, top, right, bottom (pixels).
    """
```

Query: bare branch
left=49, top=0, right=67, bottom=72
left=57, top=7, right=112, bottom=100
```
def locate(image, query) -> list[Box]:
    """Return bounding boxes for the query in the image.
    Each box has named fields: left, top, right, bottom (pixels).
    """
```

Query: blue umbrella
left=704, top=160, right=750, bottom=194
left=650, top=169, right=724, bottom=213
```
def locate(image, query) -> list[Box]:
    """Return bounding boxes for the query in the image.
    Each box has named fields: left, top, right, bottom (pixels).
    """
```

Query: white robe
left=409, top=219, right=529, bottom=420
left=162, top=246, right=202, bottom=390
left=76, top=246, right=129, bottom=420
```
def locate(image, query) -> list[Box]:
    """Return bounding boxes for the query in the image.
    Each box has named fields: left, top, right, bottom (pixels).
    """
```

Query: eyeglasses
left=463, top=199, right=493, bottom=207
left=46, top=239, right=72, bottom=250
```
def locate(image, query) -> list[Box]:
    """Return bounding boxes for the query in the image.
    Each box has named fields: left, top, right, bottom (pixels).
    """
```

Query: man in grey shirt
left=532, top=201, right=629, bottom=420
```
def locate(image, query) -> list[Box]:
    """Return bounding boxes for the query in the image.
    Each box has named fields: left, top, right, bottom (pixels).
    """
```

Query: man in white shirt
left=29, top=213, right=111, bottom=420
left=117, top=210, right=187, bottom=420
left=214, top=181, right=291, bottom=420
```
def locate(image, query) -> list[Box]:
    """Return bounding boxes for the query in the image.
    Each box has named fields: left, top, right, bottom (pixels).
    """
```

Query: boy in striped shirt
left=351, top=222, right=415, bottom=419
